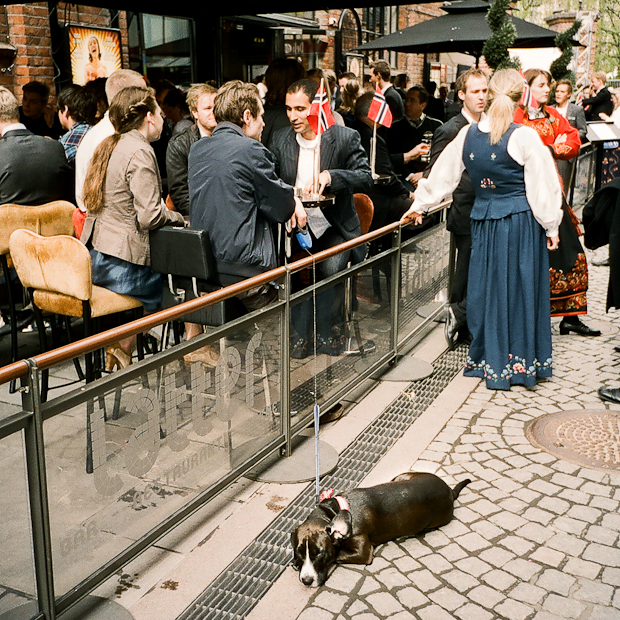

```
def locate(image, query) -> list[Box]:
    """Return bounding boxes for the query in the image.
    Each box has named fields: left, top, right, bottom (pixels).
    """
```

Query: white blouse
left=413, top=118, right=564, bottom=238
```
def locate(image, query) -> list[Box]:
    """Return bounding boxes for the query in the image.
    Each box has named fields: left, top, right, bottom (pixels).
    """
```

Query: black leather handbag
left=149, top=226, right=245, bottom=326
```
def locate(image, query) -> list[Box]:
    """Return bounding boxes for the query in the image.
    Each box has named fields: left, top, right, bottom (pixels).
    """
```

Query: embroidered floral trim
left=480, top=177, right=497, bottom=189
left=550, top=253, right=588, bottom=315
left=466, top=354, right=552, bottom=383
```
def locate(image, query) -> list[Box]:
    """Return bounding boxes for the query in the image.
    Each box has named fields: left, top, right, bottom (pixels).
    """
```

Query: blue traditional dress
left=413, top=119, right=563, bottom=390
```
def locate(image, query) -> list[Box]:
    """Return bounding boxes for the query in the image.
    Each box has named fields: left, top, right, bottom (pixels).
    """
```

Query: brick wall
left=395, top=3, right=445, bottom=85
left=311, top=4, right=445, bottom=86
left=0, top=3, right=128, bottom=103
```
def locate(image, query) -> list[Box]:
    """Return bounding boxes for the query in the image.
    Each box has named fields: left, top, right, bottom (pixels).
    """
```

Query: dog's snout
left=301, top=574, right=315, bottom=586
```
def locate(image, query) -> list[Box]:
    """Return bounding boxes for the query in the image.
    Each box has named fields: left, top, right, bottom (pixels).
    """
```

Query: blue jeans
left=291, top=228, right=351, bottom=341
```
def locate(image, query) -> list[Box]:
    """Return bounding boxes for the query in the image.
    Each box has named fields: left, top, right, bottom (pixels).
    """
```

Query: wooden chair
left=343, top=194, right=374, bottom=355
left=9, top=229, right=143, bottom=400
left=0, top=201, right=76, bottom=390
left=353, top=193, right=374, bottom=236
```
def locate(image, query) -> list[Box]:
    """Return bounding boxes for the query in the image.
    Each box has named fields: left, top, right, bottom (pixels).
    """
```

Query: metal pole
left=22, top=359, right=56, bottom=620
left=390, top=226, right=402, bottom=356
left=280, top=270, right=292, bottom=457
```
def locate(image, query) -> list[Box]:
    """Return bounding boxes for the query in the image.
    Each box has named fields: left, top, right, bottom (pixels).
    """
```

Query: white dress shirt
left=413, top=118, right=563, bottom=238
left=74, top=113, right=115, bottom=211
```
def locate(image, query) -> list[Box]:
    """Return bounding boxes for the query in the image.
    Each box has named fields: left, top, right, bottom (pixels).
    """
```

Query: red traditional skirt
left=549, top=200, right=588, bottom=317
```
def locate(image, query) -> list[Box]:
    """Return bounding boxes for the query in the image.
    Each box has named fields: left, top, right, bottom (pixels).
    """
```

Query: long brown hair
left=83, top=86, right=157, bottom=213
left=523, top=68, right=553, bottom=116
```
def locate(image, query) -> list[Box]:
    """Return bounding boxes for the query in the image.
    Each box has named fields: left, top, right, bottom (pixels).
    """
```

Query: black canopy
left=355, top=0, right=580, bottom=58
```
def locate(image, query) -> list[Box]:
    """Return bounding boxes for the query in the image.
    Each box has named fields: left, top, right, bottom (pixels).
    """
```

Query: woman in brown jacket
left=82, top=86, right=184, bottom=370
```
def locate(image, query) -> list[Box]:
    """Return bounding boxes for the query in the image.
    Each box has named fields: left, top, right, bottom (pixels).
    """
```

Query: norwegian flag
left=575, top=89, right=584, bottom=106
left=308, top=80, right=335, bottom=135
left=368, top=85, right=393, bottom=128
left=518, top=70, right=537, bottom=108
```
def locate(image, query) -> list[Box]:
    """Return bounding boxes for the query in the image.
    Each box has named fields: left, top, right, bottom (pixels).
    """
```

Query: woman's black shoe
left=559, top=318, right=601, bottom=336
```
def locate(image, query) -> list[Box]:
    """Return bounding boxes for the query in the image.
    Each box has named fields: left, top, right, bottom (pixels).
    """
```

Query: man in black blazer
left=270, top=79, right=372, bottom=358
left=554, top=79, right=587, bottom=191
left=386, top=85, right=442, bottom=190
left=423, top=69, right=488, bottom=348
left=582, top=72, right=614, bottom=122
left=0, top=87, right=72, bottom=205
left=369, top=60, right=405, bottom=123
left=351, top=91, right=412, bottom=230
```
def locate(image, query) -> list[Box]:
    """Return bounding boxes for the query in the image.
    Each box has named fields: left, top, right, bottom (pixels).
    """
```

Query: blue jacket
left=188, top=122, right=295, bottom=279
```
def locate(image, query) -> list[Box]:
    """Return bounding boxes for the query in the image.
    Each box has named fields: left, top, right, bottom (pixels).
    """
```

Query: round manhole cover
left=526, top=410, right=620, bottom=472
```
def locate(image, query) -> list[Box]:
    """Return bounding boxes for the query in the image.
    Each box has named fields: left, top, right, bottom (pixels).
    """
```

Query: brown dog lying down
left=291, top=472, right=471, bottom=587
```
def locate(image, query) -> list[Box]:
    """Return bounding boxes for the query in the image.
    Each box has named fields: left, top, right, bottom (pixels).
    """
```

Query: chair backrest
left=150, top=226, right=217, bottom=282
left=9, top=229, right=92, bottom=301
left=0, top=201, right=76, bottom=255
left=353, top=193, right=374, bottom=235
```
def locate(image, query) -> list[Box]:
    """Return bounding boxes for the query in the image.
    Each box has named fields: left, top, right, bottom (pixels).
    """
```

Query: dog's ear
left=290, top=530, right=301, bottom=570
left=326, top=510, right=352, bottom=542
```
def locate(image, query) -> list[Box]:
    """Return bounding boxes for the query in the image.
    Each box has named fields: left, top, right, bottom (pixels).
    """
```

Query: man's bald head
left=105, top=70, right=146, bottom=104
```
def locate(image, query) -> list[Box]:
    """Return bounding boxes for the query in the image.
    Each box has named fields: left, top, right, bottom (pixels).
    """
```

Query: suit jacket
left=425, top=96, right=445, bottom=122
left=166, top=124, right=201, bottom=216
left=423, top=111, right=474, bottom=236
left=556, top=103, right=587, bottom=191
left=386, top=115, right=442, bottom=175
left=565, top=103, right=588, bottom=143
left=83, top=130, right=184, bottom=266
left=352, top=119, right=412, bottom=228
left=583, top=87, right=614, bottom=121
left=269, top=124, right=372, bottom=258
left=0, top=128, right=73, bottom=206
left=384, top=86, right=405, bottom=123
left=189, top=122, right=295, bottom=278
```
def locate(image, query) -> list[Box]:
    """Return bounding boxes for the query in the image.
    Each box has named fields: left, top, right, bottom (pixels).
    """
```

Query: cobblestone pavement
left=293, top=259, right=620, bottom=620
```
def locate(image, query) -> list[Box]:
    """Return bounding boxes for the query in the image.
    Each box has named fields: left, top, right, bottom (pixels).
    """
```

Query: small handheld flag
left=368, top=85, right=393, bottom=128
left=308, top=80, right=335, bottom=136
left=575, top=89, right=584, bottom=106
left=518, top=70, right=537, bottom=108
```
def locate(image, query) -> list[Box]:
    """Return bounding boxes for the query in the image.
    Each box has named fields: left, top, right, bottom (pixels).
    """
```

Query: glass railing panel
left=398, top=223, right=450, bottom=344
left=42, top=310, right=282, bottom=597
left=0, top=428, right=38, bottom=619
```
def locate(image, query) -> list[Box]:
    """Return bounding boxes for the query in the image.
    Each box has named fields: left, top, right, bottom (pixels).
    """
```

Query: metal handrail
left=0, top=201, right=450, bottom=384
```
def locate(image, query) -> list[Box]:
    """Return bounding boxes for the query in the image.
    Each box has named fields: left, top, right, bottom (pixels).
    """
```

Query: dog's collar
left=319, top=489, right=349, bottom=512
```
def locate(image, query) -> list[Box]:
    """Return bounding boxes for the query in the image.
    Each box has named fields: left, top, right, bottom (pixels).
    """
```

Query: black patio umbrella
left=355, top=0, right=579, bottom=61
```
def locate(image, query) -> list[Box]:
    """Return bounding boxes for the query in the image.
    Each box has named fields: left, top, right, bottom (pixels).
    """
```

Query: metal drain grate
left=177, top=345, right=468, bottom=620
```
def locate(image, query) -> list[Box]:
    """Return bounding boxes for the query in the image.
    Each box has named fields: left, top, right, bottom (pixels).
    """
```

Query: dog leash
left=309, top=250, right=320, bottom=502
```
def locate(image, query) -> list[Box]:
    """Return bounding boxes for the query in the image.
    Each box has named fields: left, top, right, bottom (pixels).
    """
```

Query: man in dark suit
left=351, top=91, right=412, bottom=229
left=386, top=85, right=441, bottom=190
left=424, top=81, right=445, bottom=122
left=369, top=60, right=405, bottom=123
left=0, top=87, right=72, bottom=206
left=582, top=71, right=614, bottom=122
left=554, top=79, right=587, bottom=191
left=423, top=69, right=488, bottom=348
left=270, top=79, right=372, bottom=358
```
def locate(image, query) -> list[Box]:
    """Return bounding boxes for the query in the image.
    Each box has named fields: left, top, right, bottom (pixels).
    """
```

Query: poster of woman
left=69, top=26, right=122, bottom=86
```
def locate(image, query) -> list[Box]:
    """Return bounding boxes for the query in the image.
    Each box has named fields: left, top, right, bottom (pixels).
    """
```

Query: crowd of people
left=0, top=59, right=613, bottom=392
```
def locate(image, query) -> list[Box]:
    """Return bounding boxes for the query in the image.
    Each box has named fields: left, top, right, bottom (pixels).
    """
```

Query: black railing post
left=22, top=358, right=56, bottom=620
